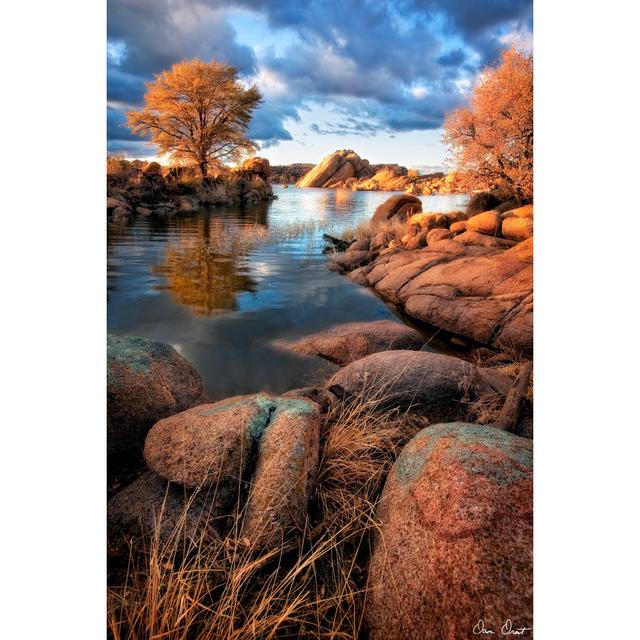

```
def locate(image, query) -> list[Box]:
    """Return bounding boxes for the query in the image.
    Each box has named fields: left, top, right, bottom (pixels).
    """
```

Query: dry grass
left=107, top=394, right=427, bottom=640
left=340, top=217, right=409, bottom=243
left=107, top=154, right=129, bottom=176
left=200, top=220, right=332, bottom=256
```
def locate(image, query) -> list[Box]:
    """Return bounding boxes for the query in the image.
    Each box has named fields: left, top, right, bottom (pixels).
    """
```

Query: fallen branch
left=322, top=233, right=354, bottom=252
left=328, top=384, right=355, bottom=402
left=493, top=360, right=533, bottom=432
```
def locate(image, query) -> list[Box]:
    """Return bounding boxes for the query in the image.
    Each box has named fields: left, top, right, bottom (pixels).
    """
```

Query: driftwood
left=322, top=233, right=354, bottom=252
left=328, top=384, right=355, bottom=402
left=493, top=360, right=533, bottom=432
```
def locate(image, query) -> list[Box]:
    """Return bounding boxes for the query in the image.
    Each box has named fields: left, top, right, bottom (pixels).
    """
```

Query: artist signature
left=473, top=619, right=532, bottom=636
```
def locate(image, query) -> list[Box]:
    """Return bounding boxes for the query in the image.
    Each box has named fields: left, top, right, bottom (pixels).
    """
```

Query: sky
left=107, top=0, right=532, bottom=171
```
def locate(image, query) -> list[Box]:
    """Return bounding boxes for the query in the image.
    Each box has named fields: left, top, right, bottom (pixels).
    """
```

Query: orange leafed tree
left=444, top=47, right=533, bottom=199
left=127, top=59, right=262, bottom=178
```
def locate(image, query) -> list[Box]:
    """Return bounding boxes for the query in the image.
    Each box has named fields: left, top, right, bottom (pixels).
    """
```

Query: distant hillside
left=270, top=163, right=315, bottom=185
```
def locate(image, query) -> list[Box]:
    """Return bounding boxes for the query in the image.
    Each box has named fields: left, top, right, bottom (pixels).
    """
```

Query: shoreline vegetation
left=107, top=48, right=533, bottom=638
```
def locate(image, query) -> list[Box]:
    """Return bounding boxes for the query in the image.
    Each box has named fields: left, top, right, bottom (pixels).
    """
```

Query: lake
left=107, top=185, right=469, bottom=400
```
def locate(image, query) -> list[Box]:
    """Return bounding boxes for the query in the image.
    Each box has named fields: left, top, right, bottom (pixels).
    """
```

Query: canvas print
left=107, top=1, right=533, bottom=637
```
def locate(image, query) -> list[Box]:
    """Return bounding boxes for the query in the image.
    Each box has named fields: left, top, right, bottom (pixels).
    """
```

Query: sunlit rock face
left=239, top=156, right=270, bottom=178
left=295, top=149, right=465, bottom=194
left=296, top=149, right=374, bottom=187
left=366, top=422, right=533, bottom=640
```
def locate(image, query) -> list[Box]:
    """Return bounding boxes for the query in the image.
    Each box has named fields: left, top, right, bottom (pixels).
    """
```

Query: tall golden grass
left=107, top=394, right=429, bottom=640
left=340, top=217, right=408, bottom=243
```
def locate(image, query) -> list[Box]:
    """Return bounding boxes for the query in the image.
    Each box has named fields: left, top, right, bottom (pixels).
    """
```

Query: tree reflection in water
left=151, top=208, right=268, bottom=316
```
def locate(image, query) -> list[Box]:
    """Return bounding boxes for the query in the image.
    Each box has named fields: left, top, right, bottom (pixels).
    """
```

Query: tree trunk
left=199, top=160, right=208, bottom=179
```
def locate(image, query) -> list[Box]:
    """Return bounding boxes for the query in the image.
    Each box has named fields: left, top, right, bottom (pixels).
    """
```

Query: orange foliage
left=444, top=47, right=533, bottom=199
left=127, top=59, right=262, bottom=178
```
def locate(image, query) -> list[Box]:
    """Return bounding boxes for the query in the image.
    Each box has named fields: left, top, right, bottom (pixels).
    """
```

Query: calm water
left=107, top=186, right=469, bottom=400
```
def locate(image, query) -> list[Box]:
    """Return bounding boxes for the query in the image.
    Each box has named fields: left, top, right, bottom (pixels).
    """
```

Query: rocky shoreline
left=106, top=156, right=275, bottom=223
left=329, top=193, right=533, bottom=356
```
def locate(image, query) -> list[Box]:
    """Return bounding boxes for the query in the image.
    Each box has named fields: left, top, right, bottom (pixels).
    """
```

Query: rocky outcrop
left=326, top=350, right=510, bottom=412
left=357, top=165, right=410, bottom=191
left=107, top=335, right=203, bottom=456
left=296, top=149, right=374, bottom=187
left=331, top=197, right=534, bottom=355
left=295, top=150, right=465, bottom=194
left=366, top=422, right=533, bottom=640
left=107, top=157, right=275, bottom=221
left=277, top=320, right=425, bottom=365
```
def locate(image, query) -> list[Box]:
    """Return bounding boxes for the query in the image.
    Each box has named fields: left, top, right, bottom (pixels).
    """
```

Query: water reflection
left=107, top=186, right=469, bottom=399
left=334, top=188, right=354, bottom=206
left=151, top=215, right=258, bottom=315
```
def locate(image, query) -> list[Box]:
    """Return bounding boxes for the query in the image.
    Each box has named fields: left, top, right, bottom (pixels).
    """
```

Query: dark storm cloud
left=107, top=0, right=532, bottom=153
left=404, top=0, right=532, bottom=64
left=438, top=48, right=467, bottom=67
left=406, top=0, right=531, bottom=39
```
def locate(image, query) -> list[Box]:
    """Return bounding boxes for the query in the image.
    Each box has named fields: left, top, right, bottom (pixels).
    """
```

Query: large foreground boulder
left=107, top=335, right=203, bottom=456
left=242, top=399, right=321, bottom=549
left=366, top=423, right=533, bottom=640
left=144, top=394, right=320, bottom=512
left=144, top=395, right=267, bottom=492
left=279, top=320, right=424, bottom=365
left=326, top=350, right=509, bottom=411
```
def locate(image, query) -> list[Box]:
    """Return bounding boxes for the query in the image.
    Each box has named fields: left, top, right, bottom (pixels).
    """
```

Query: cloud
left=310, top=117, right=379, bottom=138
left=107, top=0, right=532, bottom=155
